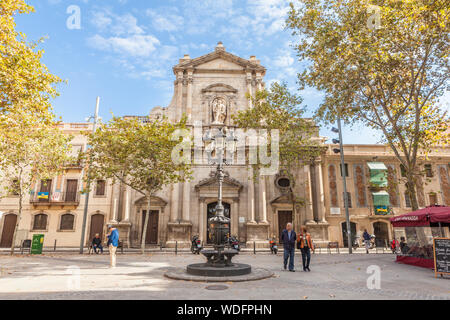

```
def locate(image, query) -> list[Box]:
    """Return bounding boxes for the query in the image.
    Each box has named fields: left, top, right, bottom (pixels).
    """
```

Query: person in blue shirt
left=280, top=222, right=297, bottom=272
left=107, top=226, right=119, bottom=267
left=363, top=229, right=371, bottom=254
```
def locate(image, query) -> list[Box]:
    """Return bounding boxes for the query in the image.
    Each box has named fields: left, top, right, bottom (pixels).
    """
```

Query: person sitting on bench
left=92, top=233, right=103, bottom=254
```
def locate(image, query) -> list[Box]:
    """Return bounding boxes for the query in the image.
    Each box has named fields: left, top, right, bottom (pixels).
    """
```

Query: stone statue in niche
left=211, top=97, right=227, bottom=124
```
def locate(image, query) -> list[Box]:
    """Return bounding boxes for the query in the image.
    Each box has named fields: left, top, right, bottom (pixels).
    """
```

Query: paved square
left=0, top=252, right=448, bottom=300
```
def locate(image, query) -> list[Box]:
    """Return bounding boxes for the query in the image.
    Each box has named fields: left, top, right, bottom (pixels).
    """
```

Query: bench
left=327, top=242, right=340, bottom=254
left=87, top=241, right=124, bottom=254
left=21, top=240, right=32, bottom=254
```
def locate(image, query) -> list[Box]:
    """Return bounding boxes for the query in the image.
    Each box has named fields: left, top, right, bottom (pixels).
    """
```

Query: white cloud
left=146, top=8, right=184, bottom=32
left=88, top=34, right=160, bottom=57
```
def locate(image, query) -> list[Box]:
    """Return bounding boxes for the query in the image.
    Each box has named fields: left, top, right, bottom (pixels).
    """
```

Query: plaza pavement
left=0, top=252, right=448, bottom=300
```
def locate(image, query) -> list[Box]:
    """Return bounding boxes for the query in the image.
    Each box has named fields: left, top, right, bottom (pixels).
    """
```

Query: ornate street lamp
left=186, top=127, right=251, bottom=277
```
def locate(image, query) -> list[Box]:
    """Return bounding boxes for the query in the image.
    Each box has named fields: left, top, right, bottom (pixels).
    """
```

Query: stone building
left=1, top=43, right=449, bottom=249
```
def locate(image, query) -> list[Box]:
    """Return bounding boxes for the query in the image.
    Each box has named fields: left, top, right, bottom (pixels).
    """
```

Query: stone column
left=232, top=199, right=239, bottom=236
left=305, top=165, right=315, bottom=224
left=199, top=198, right=206, bottom=242
left=181, top=180, right=190, bottom=222
left=123, top=186, right=130, bottom=222
left=186, top=68, right=194, bottom=123
left=258, top=175, right=268, bottom=223
left=176, top=71, right=184, bottom=121
left=247, top=167, right=256, bottom=223
left=256, top=72, right=263, bottom=91
left=170, top=183, right=180, bottom=222
left=111, top=198, right=118, bottom=223
left=246, top=71, right=253, bottom=109
left=316, top=161, right=327, bottom=223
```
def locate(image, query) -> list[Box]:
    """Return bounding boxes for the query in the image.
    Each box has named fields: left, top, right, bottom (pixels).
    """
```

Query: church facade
left=1, top=43, right=449, bottom=249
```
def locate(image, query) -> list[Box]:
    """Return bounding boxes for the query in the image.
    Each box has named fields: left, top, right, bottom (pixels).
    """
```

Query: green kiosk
left=31, top=234, right=44, bottom=254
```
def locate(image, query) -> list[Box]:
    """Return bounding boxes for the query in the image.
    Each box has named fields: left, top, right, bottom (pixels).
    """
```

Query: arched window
left=33, top=213, right=48, bottom=230
left=60, top=213, right=75, bottom=231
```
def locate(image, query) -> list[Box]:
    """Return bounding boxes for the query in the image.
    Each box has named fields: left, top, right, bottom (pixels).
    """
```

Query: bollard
left=253, top=241, right=256, bottom=254
left=160, top=243, right=163, bottom=251
left=54, top=239, right=57, bottom=252
left=175, top=241, right=178, bottom=255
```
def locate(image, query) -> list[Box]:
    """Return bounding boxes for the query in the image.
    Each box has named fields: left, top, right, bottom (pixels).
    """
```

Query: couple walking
left=281, top=223, right=314, bottom=272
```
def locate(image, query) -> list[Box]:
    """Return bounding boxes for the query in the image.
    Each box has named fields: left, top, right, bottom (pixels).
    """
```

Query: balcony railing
left=30, top=191, right=80, bottom=205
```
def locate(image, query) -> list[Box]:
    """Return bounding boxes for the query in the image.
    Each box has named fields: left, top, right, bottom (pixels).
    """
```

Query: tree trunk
left=140, top=194, right=151, bottom=254
left=10, top=191, right=22, bottom=255
left=406, top=174, right=419, bottom=211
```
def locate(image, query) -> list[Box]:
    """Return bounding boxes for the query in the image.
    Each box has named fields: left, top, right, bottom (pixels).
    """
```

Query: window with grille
left=424, top=164, right=433, bottom=178
left=429, top=193, right=438, bottom=206
left=60, top=213, right=75, bottom=231
left=340, top=163, right=349, bottom=177
left=95, top=180, right=106, bottom=196
left=405, top=192, right=412, bottom=208
left=343, top=192, right=352, bottom=208
left=33, top=213, right=48, bottom=230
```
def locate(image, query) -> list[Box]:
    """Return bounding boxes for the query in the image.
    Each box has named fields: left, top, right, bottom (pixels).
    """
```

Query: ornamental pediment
left=173, top=50, right=266, bottom=74
left=195, top=172, right=243, bottom=192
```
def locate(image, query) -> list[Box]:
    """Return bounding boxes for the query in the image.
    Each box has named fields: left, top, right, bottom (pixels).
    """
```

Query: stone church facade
left=1, top=43, right=449, bottom=249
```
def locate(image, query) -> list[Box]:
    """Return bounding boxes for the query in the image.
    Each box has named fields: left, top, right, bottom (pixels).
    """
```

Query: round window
left=277, top=178, right=291, bottom=188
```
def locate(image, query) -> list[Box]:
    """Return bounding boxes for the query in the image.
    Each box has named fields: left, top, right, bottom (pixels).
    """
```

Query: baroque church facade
left=125, top=41, right=328, bottom=248
left=1, top=43, right=449, bottom=249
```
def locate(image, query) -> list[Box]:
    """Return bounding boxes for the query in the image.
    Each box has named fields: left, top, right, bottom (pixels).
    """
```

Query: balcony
left=30, top=191, right=81, bottom=207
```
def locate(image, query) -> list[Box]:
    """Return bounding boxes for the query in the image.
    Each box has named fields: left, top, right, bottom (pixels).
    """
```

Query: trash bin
left=31, top=234, right=44, bottom=254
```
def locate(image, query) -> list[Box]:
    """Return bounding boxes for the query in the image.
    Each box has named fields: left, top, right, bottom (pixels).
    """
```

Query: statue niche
left=211, top=97, right=227, bottom=125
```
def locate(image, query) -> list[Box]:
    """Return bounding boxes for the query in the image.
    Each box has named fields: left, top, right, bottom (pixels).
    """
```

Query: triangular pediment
left=173, top=49, right=266, bottom=74
left=195, top=174, right=243, bottom=191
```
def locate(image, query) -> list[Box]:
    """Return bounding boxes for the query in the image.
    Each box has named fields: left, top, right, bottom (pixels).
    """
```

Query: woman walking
left=297, top=226, right=314, bottom=272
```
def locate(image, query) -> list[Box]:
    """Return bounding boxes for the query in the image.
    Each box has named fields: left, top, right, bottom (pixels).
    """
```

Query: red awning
left=429, top=207, right=450, bottom=224
left=390, top=206, right=450, bottom=227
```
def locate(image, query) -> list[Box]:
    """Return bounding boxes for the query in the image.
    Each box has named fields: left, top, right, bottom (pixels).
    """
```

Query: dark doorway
left=207, top=202, right=230, bottom=244
left=65, top=179, right=78, bottom=202
left=373, top=222, right=389, bottom=247
left=89, top=214, right=104, bottom=243
left=0, top=214, right=17, bottom=248
left=278, top=211, right=293, bottom=241
left=341, top=221, right=357, bottom=248
left=142, top=210, right=159, bottom=244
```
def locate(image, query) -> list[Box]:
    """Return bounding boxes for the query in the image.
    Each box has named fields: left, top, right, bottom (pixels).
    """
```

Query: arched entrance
left=341, top=221, right=357, bottom=248
left=207, top=202, right=230, bottom=244
left=89, top=214, right=104, bottom=243
left=373, top=221, right=389, bottom=247
left=0, top=214, right=17, bottom=248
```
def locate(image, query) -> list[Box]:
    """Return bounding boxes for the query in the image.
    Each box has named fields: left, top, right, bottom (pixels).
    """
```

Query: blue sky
left=15, top=0, right=386, bottom=144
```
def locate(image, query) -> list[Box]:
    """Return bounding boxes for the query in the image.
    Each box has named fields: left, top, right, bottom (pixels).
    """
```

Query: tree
left=232, top=82, right=323, bottom=208
left=0, top=0, right=62, bottom=122
left=84, top=116, right=191, bottom=254
left=286, top=0, right=450, bottom=210
left=0, top=110, right=73, bottom=254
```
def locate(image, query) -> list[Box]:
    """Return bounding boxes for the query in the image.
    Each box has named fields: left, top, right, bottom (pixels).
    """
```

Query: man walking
left=107, top=226, right=119, bottom=268
left=363, top=229, right=371, bottom=254
left=281, top=222, right=297, bottom=272
left=298, top=226, right=314, bottom=272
